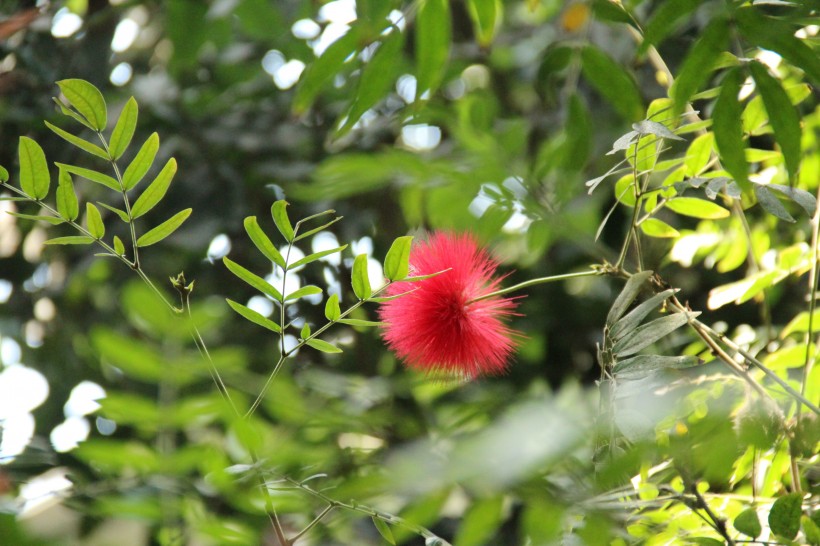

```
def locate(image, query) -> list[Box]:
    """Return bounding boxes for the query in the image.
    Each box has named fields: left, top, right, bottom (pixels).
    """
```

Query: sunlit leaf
left=55, top=162, right=120, bottom=191
left=55, top=169, right=79, bottom=221
left=372, top=517, right=396, bottom=545
left=44, top=235, right=94, bottom=245
left=7, top=212, right=64, bottom=225
left=109, top=97, right=138, bottom=160
left=44, top=121, right=109, bottom=160
left=0, top=164, right=8, bottom=182
left=466, top=0, right=500, bottom=46
left=97, top=202, right=130, bottom=223
left=324, top=293, right=341, bottom=321
left=271, top=200, right=294, bottom=242
left=284, top=285, right=322, bottom=301
left=86, top=202, right=105, bottom=239
left=289, top=245, right=348, bottom=269
left=226, top=298, right=281, bottom=333
left=305, top=338, right=342, bottom=353
left=383, top=236, right=413, bottom=281
left=734, top=508, right=762, bottom=539
left=121, top=132, right=159, bottom=191
left=244, top=216, right=286, bottom=268
left=223, top=256, right=283, bottom=302
left=352, top=253, right=372, bottom=300
left=136, top=208, right=191, bottom=247
left=57, top=78, right=107, bottom=131
left=337, top=318, right=384, bottom=327
left=18, top=137, right=50, bottom=200
left=130, top=158, right=177, bottom=218
left=113, top=235, right=125, bottom=256
left=665, top=197, right=729, bottom=219
left=640, top=218, right=680, bottom=238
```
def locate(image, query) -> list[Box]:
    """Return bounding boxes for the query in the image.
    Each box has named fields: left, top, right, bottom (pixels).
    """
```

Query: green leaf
left=612, top=312, right=696, bottom=357
left=610, top=288, right=677, bottom=340
left=613, top=354, right=700, bottom=378
left=293, top=216, right=343, bottom=242
left=767, top=183, right=816, bottom=217
left=7, top=212, right=64, bottom=225
left=337, top=318, right=384, bottom=327
left=803, top=515, right=820, bottom=546
left=284, top=285, right=322, bottom=301
left=136, top=208, right=191, bottom=247
left=339, top=30, right=404, bottom=135
left=300, top=323, right=311, bottom=339
left=640, top=218, right=680, bottom=238
left=113, top=235, right=125, bottom=256
left=223, top=256, right=283, bottom=301
left=607, top=270, right=653, bottom=326
left=640, top=0, right=700, bottom=52
left=54, top=162, right=120, bottom=191
left=0, top=164, right=8, bottom=182
left=289, top=245, right=348, bottom=269
left=748, top=61, right=802, bottom=183
left=44, top=121, right=109, bottom=160
left=383, top=236, right=413, bottom=281
left=109, top=97, right=138, bottom=160
left=243, top=216, right=286, bottom=268
left=305, top=338, right=342, bottom=353
left=453, top=497, right=504, bottom=546
left=226, top=299, right=281, bottom=333
left=684, top=133, right=714, bottom=177
left=712, top=68, right=749, bottom=192
left=53, top=97, right=96, bottom=130
left=271, top=200, right=295, bottom=242
left=97, top=202, right=130, bottom=223
left=736, top=8, right=820, bottom=85
left=768, top=492, right=802, bottom=540
left=18, top=137, right=50, bottom=200
left=352, top=253, right=372, bottom=300
left=293, top=26, right=362, bottom=114
left=44, top=235, right=94, bottom=245
left=122, top=133, right=160, bottom=191
left=415, top=0, right=451, bottom=99
left=466, top=0, right=500, bottom=47
left=57, top=79, right=107, bottom=131
left=733, top=508, right=762, bottom=538
left=372, top=517, right=396, bottom=545
left=325, top=293, right=341, bottom=321
left=665, top=197, right=729, bottom=219
left=130, top=158, right=177, bottom=218
left=755, top=185, right=794, bottom=222
left=86, top=202, right=105, bottom=239
left=56, top=170, right=79, bottom=221
left=581, top=45, right=643, bottom=122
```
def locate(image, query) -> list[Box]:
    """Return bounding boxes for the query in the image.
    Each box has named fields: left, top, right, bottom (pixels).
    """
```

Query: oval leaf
left=86, top=202, right=105, bottom=239
left=113, top=235, right=125, bottom=256
left=44, top=121, right=109, bottom=160
left=284, top=285, right=322, bottom=302
left=640, top=218, right=680, bottom=238
left=57, top=79, right=107, bottom=131
left=289, top=245, right=348, bottom=269
left=384, top=236, right=413, bottom=281
left=109, top=97, right=138, bottom=160
left=755, top=185, right=794, bottom=222
left=122, top=133, right=160, bottom=191
left=612, top=312, right=696, bottom=357
left=56, top=169, right=79, bottom=221
left=352, top=253, right=372, bottom=300
left=223, top=256, right=283, bottom=302
left=734, top=508, right=762, bottom=539
left=271, top=200, right=295, bottom=242
left=18, top=137, right=50, bottom=200
left=305, top=338, right=343, bottom=354
left=44, top=235, right=95, bottom=245
left=243, top=216, right=286, bottom=268
left=372, top=517, right=396, bottom=545
left=768, top=492, right=802, bottom=540
left=130, top=158, right=177, bottom=218
left=136, top=208, right=191, bottom=247
left=7, top=212, right=65, bottom=225
left=226, top=299, right=281, bottom=333
left=665, top=197, right=730, bottom=219
left=54, top=162, right=120, bottom=191
left=325, top=293, right=341, bottom=321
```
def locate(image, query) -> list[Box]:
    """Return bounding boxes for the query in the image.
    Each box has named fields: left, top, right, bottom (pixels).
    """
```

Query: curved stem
left=466, top=268, right=602, bottom=304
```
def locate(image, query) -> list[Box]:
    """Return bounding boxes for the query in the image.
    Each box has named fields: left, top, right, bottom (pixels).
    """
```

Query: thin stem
left=466, top=269, right=603, bottom=304
left=290, top=505, right=335, bottom=544
left=245, top=354, right=286, bottom=418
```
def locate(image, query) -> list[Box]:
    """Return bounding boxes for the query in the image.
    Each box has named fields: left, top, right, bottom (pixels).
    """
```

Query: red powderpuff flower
left=378, top=232, right=520, bottom=378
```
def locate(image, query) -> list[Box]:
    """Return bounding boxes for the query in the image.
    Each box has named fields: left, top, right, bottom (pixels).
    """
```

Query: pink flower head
left=378, top=232, right=520, bottom=378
